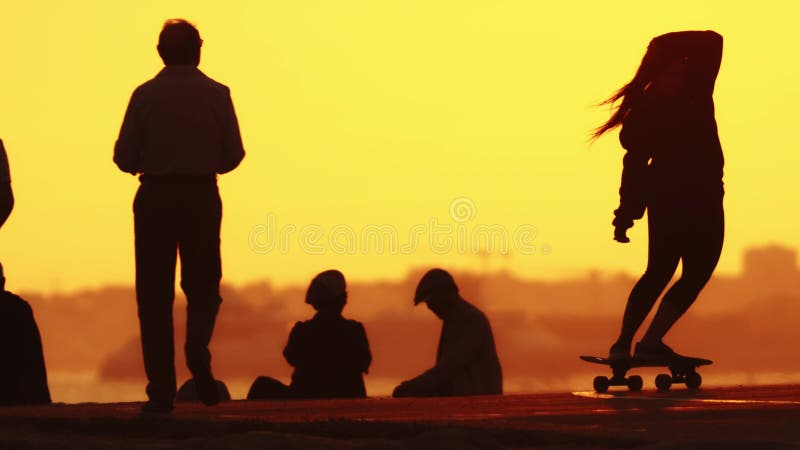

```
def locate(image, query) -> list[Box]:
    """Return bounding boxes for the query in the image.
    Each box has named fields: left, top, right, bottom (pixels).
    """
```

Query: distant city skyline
left=21, top=242, right=800, bottom=403
left=12, top=243, right=799, bottom=296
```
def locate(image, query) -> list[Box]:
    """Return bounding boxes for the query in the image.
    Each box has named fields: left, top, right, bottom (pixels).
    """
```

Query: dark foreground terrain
left=0, top=385, right=798, bottom=449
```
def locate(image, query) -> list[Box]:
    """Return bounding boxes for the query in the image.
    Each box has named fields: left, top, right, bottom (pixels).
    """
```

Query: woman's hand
left=614, top=226, right=631, bottom=243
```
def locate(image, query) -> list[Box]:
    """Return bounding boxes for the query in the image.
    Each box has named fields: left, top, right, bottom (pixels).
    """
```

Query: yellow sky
left=0, top=1, right=797, bottom=292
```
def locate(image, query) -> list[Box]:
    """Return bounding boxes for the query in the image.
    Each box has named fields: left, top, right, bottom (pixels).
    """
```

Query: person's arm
left=649, top=31, right=723, bottom=97
left=393, top=319, right=481, bottom=397
left=613, top=105, right=653, bottom=243
left=611, top=146, right=649, bottom=243
left=216, top=88, right=246, bottom=174
left=0, top=140, right=13, bottom=228
left=113, top=88, right=145, bottom=175
left=354, top=322, right=372, bottom=374
left=282, top=322, right=303, bottom=368
left=0, top=184, right=12, bottom=229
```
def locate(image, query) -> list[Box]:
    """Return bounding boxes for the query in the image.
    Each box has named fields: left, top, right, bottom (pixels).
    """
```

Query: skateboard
left=580, top=355, right=712, bottom=392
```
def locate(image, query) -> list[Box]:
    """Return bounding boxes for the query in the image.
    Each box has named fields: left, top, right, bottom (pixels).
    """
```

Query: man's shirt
left=114, top=65, right=245, bottom=176
left=401, top=299, right=503, bottom=397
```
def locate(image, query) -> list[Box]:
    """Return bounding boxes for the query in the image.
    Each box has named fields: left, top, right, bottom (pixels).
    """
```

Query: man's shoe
left=141, top=400, right=174, bottom=413
left=195, top=374, right=220, bottom=406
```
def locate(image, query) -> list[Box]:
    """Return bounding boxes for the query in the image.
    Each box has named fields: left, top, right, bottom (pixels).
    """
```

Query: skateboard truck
left=654, top=363, right=703, bottom=391
left=593, top=360, right=643, bottom=393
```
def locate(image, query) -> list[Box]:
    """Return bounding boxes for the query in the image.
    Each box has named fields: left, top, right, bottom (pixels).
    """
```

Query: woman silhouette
left=593, top=31, right=725, bottom=361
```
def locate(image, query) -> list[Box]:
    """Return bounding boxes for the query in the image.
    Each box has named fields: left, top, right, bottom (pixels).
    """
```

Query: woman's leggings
left=617, top=194, right=724, bottom=346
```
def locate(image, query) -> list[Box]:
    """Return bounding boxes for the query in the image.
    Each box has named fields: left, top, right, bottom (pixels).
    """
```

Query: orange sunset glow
left=1, top=1, right=799, bottom=402
left=1, top=1, right=797, bottom=291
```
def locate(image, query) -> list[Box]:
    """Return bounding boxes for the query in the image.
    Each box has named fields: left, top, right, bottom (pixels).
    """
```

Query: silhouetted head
left=0, top=262, right=4, bottom=291
left=306, top=270, right=347, bottom=314
left=592, top=33, right=704, bottom=141
left=414, top=268, right=460, bottom=319
left=157, top=19, right=202, bottom=66
left=647, top=57, right=689, bottom=99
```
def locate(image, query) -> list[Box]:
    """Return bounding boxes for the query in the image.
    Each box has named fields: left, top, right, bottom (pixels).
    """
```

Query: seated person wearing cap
left=0, top=263, right=51, bottom=405
left=393, top=268, right=503, bottom=397
left=248, top=270, right=372, bottom=399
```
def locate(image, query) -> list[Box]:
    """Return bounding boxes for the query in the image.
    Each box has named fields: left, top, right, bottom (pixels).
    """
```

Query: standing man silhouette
left=114, top=19, right=245, bottom=412
left=0, top=139, right=13, bottom=228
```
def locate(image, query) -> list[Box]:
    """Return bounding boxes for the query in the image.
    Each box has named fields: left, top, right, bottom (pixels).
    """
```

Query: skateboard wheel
left=655, top=374, right=672, bottom=391
left=686, top=372, right=702, bottom=390
left=627, top=375, right=643, bottom=392
left=593, top=376, right=610, bottom=393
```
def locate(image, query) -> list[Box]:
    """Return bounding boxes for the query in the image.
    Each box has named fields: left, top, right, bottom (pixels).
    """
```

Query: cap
left=306, top=270, right=347, bottom=307
left=414, top=268, right=458, bottom=305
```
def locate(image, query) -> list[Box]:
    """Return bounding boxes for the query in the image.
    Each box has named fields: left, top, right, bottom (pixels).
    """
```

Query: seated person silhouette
left=248, top=270, right=371, bottom=400
left=393, top=269, right=503, bottom=397
left=0, top=263, right=51, bottom=405
left=176, top=378, right=231, bottom=403
left=0, top=139, right=13, bottom=228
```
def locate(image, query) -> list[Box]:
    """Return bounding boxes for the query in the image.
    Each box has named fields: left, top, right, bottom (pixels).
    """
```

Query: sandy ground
left=0, top=385, right=799, bottom=449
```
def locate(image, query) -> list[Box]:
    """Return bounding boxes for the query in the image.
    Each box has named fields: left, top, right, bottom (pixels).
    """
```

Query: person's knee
left=184, top=293, right=222, bottom=317
left=136, top=297, right=174, bottom=318
left=181, top=278, right=221, bottom=302
left=676, top=275, right=710, bottom=298
left=680, top=260, right=715, bottom=289
left=665, top=276, right=708, bottom=309
left=247, top=376, right=291, bottom=400
left=639, top=266, right=675, bottom=289
left=136, top=281, right=176, bottom=302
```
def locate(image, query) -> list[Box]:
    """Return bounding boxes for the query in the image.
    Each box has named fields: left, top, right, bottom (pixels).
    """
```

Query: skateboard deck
left=580, top=355, right=712, bottom=392
left=580, top=355, right=712, bottom=369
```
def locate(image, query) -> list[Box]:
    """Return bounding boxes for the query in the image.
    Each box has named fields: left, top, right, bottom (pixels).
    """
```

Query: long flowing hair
left=592, top=50, right=664, bottom=141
